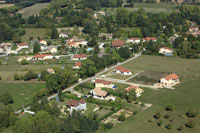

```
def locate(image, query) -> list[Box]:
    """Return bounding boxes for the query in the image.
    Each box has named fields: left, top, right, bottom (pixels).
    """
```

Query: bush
left=186, top=109, right=198, bottom=118
left=185, top=120, right=195, bottom=128
left=164, top=114, right=170, bottom=119
left=104, top=122, right=113, bottom=129
left=141, top=103, right=145, bottom=106
left=135, top=100, right=139, bottom=104
left=0, top=93, right=14, bottom=105
left=157, top=120, right=163, bottom=127
left=165, top=105, right=173, bottom=111
left=118, top=113, right=126, bottom=121
left=133, top=110, right=138, bottom=115
left=14, top=74, right=20, bottom=80
left=111, top=106, right=115, bottom=111
left=154, top=112, right=161, bottom=119
left=74, top=85, right=81, bottom=91
left=177, top=125, right=184, bottom=131
left=165, top=124, right=172, bottom=129
left=0, top=76, right=1, bottom=80
left=24, top=71, right=38, bottom=81
left=21, top=59, right=28, bottom=65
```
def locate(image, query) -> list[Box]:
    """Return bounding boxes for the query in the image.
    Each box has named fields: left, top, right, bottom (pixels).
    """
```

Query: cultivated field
left=105, top=55, right=200, bottom=133
left=21, top=28, right=47, bottom=42
left=0, top=4, right=14, bottom=8
left=0, top=83, right=45, bottom=110
left=17, top=3, right=50, bottom=18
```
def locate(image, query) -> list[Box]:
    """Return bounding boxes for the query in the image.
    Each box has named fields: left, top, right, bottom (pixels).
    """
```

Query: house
left=94, top=11, right=105, bottom=19
left=68, top=38, right=88, bottom=48
left=142, top=37, right=157, bottom=42
left=56, top=17, right=64, bottom=22
left=126, top=37, right=141, bottom=44
left=33, top=54, right=54, bottom=60
left=47, top=68, right=55, bottom=74
left=71, top=54, right=88, bottom=61
left=73, top=62, right=81, bottom=69
left=46, top=46, right=57, bottom=54
left=90, top=88, right=108, bottom=100
left=95, top=79, right=114, bottom=89
left=67, top=99, right=86, bottom=113
left=59, top=32, right=68, bottom=38
left=98, top=33, right=113, bottom=39
left=40, top=40, right=47, bottom=46
left=159, top=47, right=174, bottom=56
left=160, top=73, right=180, bottom=86
left=112, top=40, right=125, bottom=47
left=124, top=86, right=144, bottom=97
left=115, top=66, right=132, bottom=75
left=17, top=43, right=29, bottom=49
left=189, top=26, right=199, bottom=32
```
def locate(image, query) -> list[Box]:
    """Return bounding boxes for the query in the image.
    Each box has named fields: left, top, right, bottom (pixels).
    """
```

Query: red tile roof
left=160, top=47, right=174, bottom=51
left=56, top=17, right=64, bottom=20
left=68, top=41, right=77, bottom=45
left=129, top=37, right=140, bottom=41
left=124, top=86, right=138, bottom=92
left=33, top=54, right=53, bottom=58
left=164, top=74, right=179, bottom=80
left=143, top=37, right=157, bottom=41
left=73, top=54, right=88, bottom=59
left=67, top=99, right=85, bottom=107
left=92, top=88, right=108, bottom=97
left=17, top=43, right=29, bottom=46
left=112, top=40, right=125, bottom=47
left=95, top=79, right=112, bottom=85
left=189, top=26, right=199, bottom=29
left=116, top=66, right=131, bottom=73
left=75, top=62, right=81, bottom=67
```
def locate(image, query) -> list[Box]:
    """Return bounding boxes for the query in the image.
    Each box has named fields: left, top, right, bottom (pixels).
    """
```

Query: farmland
left=17, top=3, right=50, bottom=18
left=21, top=28, right=47, bottom=42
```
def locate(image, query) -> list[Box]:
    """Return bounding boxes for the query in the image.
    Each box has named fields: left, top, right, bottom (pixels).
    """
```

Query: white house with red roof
left=73, top=62, right=82, bottom=69
left=66, top=99, right=86, bottom=113
left=142, top=37, right=157, bottom=42
left=126, top=37, right=141, bottom=44
left=159, top=47, right=174, bottom=54
left=160, top=73, right=180, bottom=86
left=68, top=38, right=87, bottom=48
left=32, top=54, right=54, bottom=60
left=17, top=43, right=29, bottom=50
left=115, top=66, right=132, bottom=75
left=71, top=54, right=88, bottom=61
left=95, top=79, right=114, bottom=89
left=90, top=87, right=108, bottom=100
left=189, top=26, right=199, bottom=32
left=125, top=86, right=144, bottom=97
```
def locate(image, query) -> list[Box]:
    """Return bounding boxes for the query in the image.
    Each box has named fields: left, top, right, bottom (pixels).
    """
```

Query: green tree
left=51, top=26, right=59, bottom=39
left=24, top=71, right=38, bottom=81
left=33, top=41, right=41, bottom=53
left=78, top=59, right=97, bottom=78
left=21, top=59, right=28, bottom=65
left=118, top=47, right=131, bottom=59
left=0, top=93, right=14, bottom=105
left=40, top=70, right=48, bottom=81
left=118, top=113, right=126, bottom=121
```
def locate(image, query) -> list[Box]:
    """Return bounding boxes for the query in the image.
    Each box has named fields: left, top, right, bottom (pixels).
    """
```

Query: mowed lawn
left=106, top=55, right=200, bottom=133
left=17, top=3, right=50, bottom=18
left=21, top=28, right=47, bottom=42
left=0, top=83, right=45, bottom=110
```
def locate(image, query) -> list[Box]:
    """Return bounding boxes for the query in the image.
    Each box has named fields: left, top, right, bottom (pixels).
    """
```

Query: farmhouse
left=160, top=73, right=180, bottom=86
left=46, top=46, right=57, bottom=54
left=159, top=47, right=174, bottom=55
left=90, top=87, right=108, bottom=100
left=71, top=54, right=88, bottom=60
left=73, top=62, right=81, bottom=69
left=112, top=40, right=125, bottom=47
left=142, top=37, right=157, bottom=42
left=67, top=99, right=86, bottom=113
left=33, top=54, right=54, bottom=60
left=17, top=43, right=29, bottom=49
left=125, top=86, right=144, bottom=97
left=126, top=37, right=140, bottom=44
left=59, top=32, right=68, bottom=38
left=115, top=66, right=132, bottom=75
left=95, top=79, right=114, bottom=89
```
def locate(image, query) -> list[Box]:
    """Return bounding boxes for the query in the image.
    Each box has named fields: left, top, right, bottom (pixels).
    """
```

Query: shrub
left=104, top=122, right=113, bottom=129
left=118, top=113, right=126, bottom=121
left=186, top=109, right=198, bottom=118
left=0, top=76, right=1, bottom=80
left=141, top=103, right=145, bottom=106
left=135, top=100, right=139, bottom=104
left=154, top=112, right=161, bottom=119
left=0, top=93, right=14, bottom=105
left=164, top=114, right=170, bottom=119
left=165, top=105, right=173, bottom=111
left=165, top=124, right=172, bottom=129
left=14, top=74, right=20, bottom=80
left=157, top=120, right=163, bottom=127
left=111, top=106, right=115, bottom=111
left=185, top=120, right=195, bottom=128
left=24, top=71, right=38, bottom=81
left=133, top=111, right=138, bottom=115
left=74, top=85, right=81, bottom=91
left=21, top=59, right=28, bottom=65
left=177, top=125, right=184, bottom=131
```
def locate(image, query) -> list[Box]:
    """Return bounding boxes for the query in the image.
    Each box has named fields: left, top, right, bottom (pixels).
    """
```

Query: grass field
left=17, top=3, right=50, bottom=18
left=105, top=55, right=200, bottom=133
left=21, top=28, right=47, bottom=42
left=102, top=3, right=178, bottom=14
left=0, top=83, right=45, bottom=110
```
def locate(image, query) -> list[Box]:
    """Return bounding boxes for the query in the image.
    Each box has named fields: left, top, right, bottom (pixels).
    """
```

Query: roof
left=33, top=54, right=53, bottom=58
left=164, top=74, right=179, bottom=80
left=95, top=79, right=112, bottom=85
left=74, top=62, right=81, bottom=67
left=128, top=37, right=140, bottom=41
left=160, top=47, right=174, bottom=51
left=47, top=68, right=54, bottom=73
left=143, top=37, right=157, bottom=41
left=46, top=46, right=57, bottom=51
left=189, top=26, right=199, bottom=29
left=17, top=43, right=29, bottom=46
left=125, top=86, right=138, bottom=92
left=112, top=40, right=125, bottom=47
left=67, top=99, right=85, bottom=107
left=68, top=41, right=77, bottom=45
left=92, top=88, right=108, bottom=97
left=72, top=54, right=88, bottom=59
left=56, top=17, right=64, bottom=20
left=116, top=66, right=131, bottom=73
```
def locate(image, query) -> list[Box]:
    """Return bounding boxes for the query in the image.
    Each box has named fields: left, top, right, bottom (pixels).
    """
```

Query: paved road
left=15, top=54, right=141, bottom=113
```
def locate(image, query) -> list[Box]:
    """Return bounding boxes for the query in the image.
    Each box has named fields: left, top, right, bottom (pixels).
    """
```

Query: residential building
left=67, top=99, right=86, bottom=113
left=95, top=79, right=114, bottom=89
left=94, top=11, right=105, bottom=19
left=159, top=47, right=174, bottom=55
left=160, top=73, right=180, bottom=86
left=126, top=37, right=141, bottom=44
left=56, top=17, right=64, bottom=22
left=112, top=40, right=125, bottom=47
left=46, top=46, right=57, bottom=54
left=40, top=40, right=47, bottom=46
left=47, top=68, right=55, bottom=74
left=33, top=54, right=54, bottom=60
left=59, top=32, right=68, bottom=38
left=17, top=43, right=29, bottom=49
left=142, top=37, right=157, bottom=42
left=68, top=38, right=88, bottom=48
left=115, top=66, right=132, bottom=75
left=71, top=54, right=88, bottom=60
left=98, top=33, right=113, bottom=39
left=125, top=86, right=144, bottom=97
left=189, top=26, right=199, bottom=32
left=90, top=87, right=108, bottom=100
left=73, top=62, right=81, bottom=69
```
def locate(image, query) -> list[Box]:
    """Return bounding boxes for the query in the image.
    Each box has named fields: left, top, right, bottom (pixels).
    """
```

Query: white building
left=71, top=54, right=88, bottom=61
left=159, top=47, right=174, bottom=54
left=90, top=88, right=108, bottom=100
left=17, top=43, right=29, bottom=50
left=126, top=37, right=141, bottom=44
left=40, top=40, right=47, bottom=46
left=124, top=86, right=144, bottom=97
left=59, top=32, right=68, bottom=38
left=46, top=46, right=58, bottom=54
left=67, top=99, right=86, bottom=114
left=73, top=62, right=81, bottom=69
left=115, top=66, right=132, bottom=75
left=32, top=54, right=54, bottom=60
left=95, top=79, right=114, bottom=89
left=160, top=73, right=180, bottom=87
